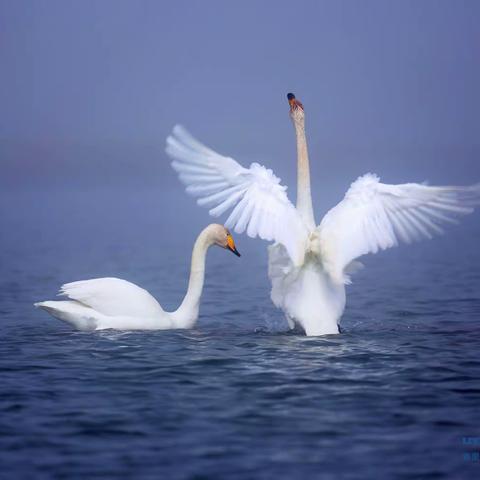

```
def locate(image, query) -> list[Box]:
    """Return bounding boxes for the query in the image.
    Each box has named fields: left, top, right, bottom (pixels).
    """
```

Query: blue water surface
left=1, top=187, right=480, bottom=479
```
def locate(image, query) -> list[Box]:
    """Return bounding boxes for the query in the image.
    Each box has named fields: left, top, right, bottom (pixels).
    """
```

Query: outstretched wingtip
left=469, top=182, right=480, bottom=195
left=172, top=124, right=183, bottom=134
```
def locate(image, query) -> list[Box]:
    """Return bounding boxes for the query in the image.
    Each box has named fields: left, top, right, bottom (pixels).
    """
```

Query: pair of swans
left=37, top=93, right=479, bottom=335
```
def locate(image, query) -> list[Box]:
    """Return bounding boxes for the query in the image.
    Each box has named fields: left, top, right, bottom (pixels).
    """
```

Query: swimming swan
left=166, top=94, right=480, bottom=336
left=35, top=224, right=240, bottom=331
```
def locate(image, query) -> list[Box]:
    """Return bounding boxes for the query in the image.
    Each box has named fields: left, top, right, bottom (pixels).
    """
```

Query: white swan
left=166, top=93, right=480, bottom=336
left=35, top=224, right=240, bottom=331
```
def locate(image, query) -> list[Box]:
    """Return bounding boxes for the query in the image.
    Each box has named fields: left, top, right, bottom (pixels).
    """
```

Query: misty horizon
left=1, top=0, right=479, bottom=198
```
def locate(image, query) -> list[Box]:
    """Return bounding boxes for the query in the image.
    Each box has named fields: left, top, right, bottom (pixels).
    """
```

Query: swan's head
left=287, top=92, right=305, bottom=123
left=208, top=224, right=241, bottom=257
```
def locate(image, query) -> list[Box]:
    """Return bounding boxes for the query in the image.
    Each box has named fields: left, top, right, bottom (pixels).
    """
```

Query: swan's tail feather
left=34, top=300, right=98, bottom=331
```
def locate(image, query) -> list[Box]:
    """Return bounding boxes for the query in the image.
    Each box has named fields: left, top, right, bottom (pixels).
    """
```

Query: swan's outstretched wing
left=316, top=173, right=480, bottom=284
left=166, top=125, right=308, bottom=265
left=60, top=278, right=164, bottom=317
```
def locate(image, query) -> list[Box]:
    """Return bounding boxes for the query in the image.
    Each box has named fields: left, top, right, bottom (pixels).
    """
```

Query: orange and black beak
left=226, top=234, right=241, bottom=257
left=287, top=92, right=304, bottom=111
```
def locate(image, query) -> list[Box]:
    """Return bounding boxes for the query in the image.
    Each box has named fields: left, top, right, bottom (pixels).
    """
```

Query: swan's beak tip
left=287, top=92, right=303, bottom=111
left=287, top=93, right=296, bottom=109
left=226, top=234, right=240, bottom=257
left=227, top=244, right=241, bottom=257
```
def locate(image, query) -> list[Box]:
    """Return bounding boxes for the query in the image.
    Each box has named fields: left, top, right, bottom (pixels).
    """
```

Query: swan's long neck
left=173, top=228, right=211, bottom=328
left=293, top=118, right=316, bottom=230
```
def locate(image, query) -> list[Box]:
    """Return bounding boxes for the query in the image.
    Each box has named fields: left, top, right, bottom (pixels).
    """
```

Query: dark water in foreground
left=1, top=188, right=480, bottom=479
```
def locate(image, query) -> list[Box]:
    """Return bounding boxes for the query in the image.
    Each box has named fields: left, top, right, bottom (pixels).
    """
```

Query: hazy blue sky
left=1, top=0, right=479, bottom=203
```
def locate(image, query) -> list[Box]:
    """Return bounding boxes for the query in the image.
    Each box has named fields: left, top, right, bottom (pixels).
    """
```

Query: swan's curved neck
left=173, top=228, right=211, bottom=328
left=293, top=118, right=316, bottom=230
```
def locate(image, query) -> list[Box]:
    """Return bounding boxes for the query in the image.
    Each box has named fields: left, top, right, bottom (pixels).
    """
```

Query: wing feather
left=60, top=278, right=164, bottom=318
left=166, top=125, right=308, bottom=264
left=317, top=173, right=480, bottom=283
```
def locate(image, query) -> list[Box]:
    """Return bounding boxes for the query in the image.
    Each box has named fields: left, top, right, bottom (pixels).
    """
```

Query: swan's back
left=60, top=278, right=164, bottom=318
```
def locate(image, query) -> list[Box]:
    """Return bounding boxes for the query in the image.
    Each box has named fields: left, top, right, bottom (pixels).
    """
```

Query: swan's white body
left=35, top=224, right=238, bottom=331
left=166, top=97, right=480, bottom=335
left=268, top=246, right=345, bottom=335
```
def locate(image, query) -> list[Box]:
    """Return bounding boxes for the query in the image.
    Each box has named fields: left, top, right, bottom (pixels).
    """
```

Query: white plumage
left=60, top=278, right=165, bottom=318
left=167, top=96, right=480, bottom=335
left=167, top=126, right=309, bottom=265
left=316, top=173, right=480, bottom=284
left=35, top=224, right=240, bottom=331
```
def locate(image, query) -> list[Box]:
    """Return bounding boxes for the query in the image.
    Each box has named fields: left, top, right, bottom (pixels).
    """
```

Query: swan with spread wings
left=166, top=93, right=480, bottom=335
